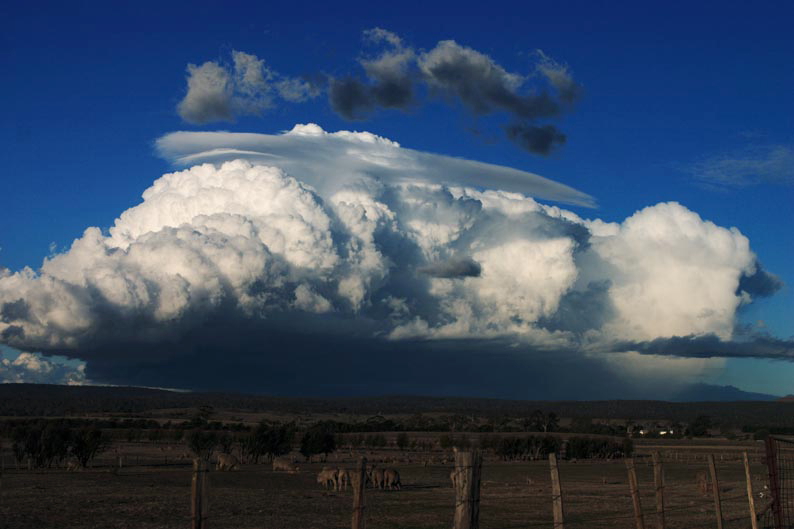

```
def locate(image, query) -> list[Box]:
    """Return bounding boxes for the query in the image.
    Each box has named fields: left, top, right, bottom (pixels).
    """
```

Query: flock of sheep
left=212, top=453, right=409, bottom=492
left=315, top=465, right=402, bottom=491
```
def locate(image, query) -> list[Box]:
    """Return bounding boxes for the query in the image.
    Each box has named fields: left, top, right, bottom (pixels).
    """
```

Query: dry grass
left=0, top=443, right=770, bottom=529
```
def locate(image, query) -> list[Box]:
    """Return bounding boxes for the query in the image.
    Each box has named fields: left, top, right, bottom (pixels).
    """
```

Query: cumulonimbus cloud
left=0, top=124, right=784, bottom=394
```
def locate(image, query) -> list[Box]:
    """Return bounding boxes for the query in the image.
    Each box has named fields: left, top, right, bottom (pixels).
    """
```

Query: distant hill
left=669, top=383, right=778, bottom=402
left=0, top=383, right=792, bottom=428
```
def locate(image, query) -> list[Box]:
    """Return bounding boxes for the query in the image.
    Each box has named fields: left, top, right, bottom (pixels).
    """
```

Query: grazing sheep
left=317, top=468, right=338, bottom=490
left=696, top=471, right=711, bottom=495
left=272, top=458, right=299, bottom=473
left=383, top=468, right=401, bottom=490
left=337, top=468, right=350, bottom=491
left=368, top=467, right=385, bottom=489
left=216, top=453, right=240, bottom=471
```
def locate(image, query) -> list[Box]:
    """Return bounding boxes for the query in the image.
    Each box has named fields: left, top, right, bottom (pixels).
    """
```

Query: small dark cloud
left=535, top=49, right=583, bottom=105
left=329, top=28, right=415, bottom=120
left=328, top=73, right=414, bottom=120
left=505, top=123, right=567, bottom=155
left=419, top=256, right=482, bottom=279
left=611, top=333, right=794, bottom=360
left=738, top=264, right=783, bottom=298
left=419, top=41, right=562, bottom=120
left=370, top=76, right=414, bottom=109
left=419, top=40, right=562, bottom=119
left=328, top=77, right=374, bottom=120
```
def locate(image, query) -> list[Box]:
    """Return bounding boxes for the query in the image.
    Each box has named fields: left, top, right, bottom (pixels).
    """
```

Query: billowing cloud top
left=0, top=125, right=787, bottom=394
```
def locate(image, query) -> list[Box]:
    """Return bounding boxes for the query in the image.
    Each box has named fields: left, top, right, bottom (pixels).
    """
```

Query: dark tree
left=300, top=426, right=336, bottom=461
left=70, top=427, right=110, bottom=468
left=529, top=410, right=546, bottom=432
left=218, top=432, right=235, bottom=455
left=246, top=422, right=295, bottom=463
left=396, top=432, right=410, bottom=451
left=689, top=415, right=712, bottom=437
left=11, top=426, right=28, bottom=466
left=187, top=430, right=218, bottom=461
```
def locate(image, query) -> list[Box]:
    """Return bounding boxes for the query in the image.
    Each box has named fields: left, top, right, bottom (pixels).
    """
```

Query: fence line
left=0, top=447, right=776, bottom=529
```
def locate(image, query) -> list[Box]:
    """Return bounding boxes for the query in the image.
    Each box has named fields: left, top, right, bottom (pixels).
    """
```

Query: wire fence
left=760, top=436, right=794, bottom=529
left=0, top=445, right=779, bottom=529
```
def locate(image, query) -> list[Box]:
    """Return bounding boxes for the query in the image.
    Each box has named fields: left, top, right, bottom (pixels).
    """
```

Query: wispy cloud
left=690, top=145, right=794, bottom=189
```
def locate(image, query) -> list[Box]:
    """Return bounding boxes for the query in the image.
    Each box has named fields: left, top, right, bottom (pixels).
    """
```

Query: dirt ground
left=0, top=443, right=771, bottom=529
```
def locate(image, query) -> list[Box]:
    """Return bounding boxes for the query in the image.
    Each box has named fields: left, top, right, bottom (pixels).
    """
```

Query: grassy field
left=0, top=441, right=770, bottom=529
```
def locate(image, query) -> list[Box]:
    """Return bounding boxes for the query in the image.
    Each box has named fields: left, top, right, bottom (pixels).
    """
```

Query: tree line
left=8, top=420, right=109, bottom=468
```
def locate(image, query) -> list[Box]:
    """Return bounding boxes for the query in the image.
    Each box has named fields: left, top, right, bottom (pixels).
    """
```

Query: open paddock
left=0, top=448, right=770, bottom=529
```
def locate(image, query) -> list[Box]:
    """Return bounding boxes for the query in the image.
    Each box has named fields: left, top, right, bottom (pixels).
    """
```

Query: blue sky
left=1, top=1, right=792, bottom=397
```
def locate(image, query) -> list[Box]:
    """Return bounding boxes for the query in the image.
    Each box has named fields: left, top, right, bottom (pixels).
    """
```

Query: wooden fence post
left=352, top=456, right=367, bottom=529
left=765, top=437, right=784, bottom=529
left=743, top=451, right=759, bottom=529
left=626, top=458, right=645, bottom=529
left=549, top=453, right=565, bottom=529
left=652, top=452, right=665, bottom=529
left=707, top=454, right=723, bottom=529
left=453, top=449, right=482, bottom=529
left=191, top=458, right=209, bottom=529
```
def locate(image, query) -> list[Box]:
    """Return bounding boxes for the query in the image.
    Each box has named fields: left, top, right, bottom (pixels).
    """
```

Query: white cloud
left=0, top=124, right=778, bottom=390
left=1, top=350, right=87, bottom=385
left=156, top=124, right=596, bottom=207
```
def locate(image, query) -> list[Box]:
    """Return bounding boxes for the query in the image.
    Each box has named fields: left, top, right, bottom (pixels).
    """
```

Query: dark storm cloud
left=419, top=256, right=482, bottom=278
left=71, top=313, right=636, bottom=399
left=738, top=264, right=784, bottom=298
left=611, top=333, right=794, bottom=360
left=505, top=123, right=567, bottom=155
